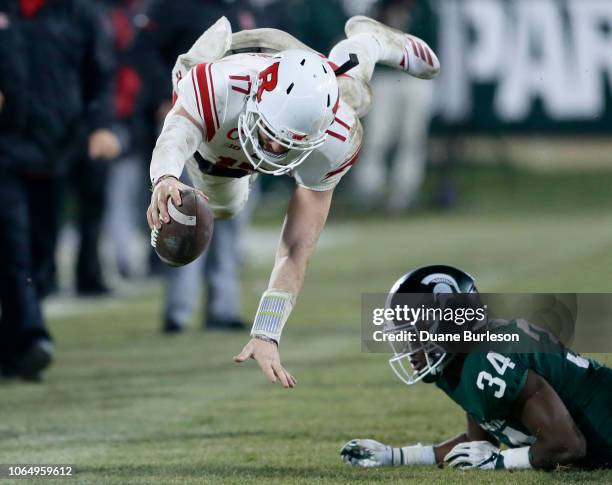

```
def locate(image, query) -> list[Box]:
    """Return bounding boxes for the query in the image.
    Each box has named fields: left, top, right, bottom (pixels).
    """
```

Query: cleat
left=345, top=16, right=440, bottom=80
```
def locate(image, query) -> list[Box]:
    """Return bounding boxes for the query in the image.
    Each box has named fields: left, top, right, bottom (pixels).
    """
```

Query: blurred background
left=6, top=0, right=609, bottom=302
left=1, top=0, right=612, bottom=482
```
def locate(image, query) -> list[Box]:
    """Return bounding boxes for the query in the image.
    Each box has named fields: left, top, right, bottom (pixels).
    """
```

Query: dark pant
left=70, top=158, right=110, bottom=290
left=0, top=168, right=59, bottom=368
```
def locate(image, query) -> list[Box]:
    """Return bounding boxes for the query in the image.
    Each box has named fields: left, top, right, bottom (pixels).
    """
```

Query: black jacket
left=0, top=0, right=115, bottom=173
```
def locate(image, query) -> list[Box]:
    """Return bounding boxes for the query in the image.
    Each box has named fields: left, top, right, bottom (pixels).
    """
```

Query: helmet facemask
left=238, top=88, right=328, bottom=176
left=383, top=290, right=478, bottom=386
left=385, top=320, right=452, bottom=386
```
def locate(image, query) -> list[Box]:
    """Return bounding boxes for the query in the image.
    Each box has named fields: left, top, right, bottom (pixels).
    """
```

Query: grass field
left=2, top=168, right=612, bottom=484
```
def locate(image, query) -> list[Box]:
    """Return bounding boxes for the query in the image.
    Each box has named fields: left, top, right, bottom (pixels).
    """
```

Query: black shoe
left=162, top=317, right=186, bottom=334
left=16, top=339, right=53, bottom=382
left=205, top=318, right=248, bottom=331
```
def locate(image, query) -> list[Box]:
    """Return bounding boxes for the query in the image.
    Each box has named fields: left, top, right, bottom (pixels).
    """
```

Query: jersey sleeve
left=464, top=352, right=529, bottom=420
left=175, top=67, right=203, bottom=126
left=315, top=143, right=362, bottom=191
left=293, top=112, right=363, bottom=191
left=175, top=63, right=221, bottom=142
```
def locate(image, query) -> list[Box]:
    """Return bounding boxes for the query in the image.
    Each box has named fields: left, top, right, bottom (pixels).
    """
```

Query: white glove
left=444, top=441, right=501, bottom=470
left=341, top=439, right=392, bottom=467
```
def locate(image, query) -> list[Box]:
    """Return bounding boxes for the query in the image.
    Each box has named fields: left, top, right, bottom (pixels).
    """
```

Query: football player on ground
left=341, top=265, right=612, bottom=470
left=146, top=16, right=440, bottom=388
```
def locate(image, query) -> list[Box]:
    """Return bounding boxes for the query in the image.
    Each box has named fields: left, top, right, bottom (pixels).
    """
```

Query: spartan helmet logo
left=421, top=273, right=461, bottom=293
left=422, top=274, right=461, bottom=309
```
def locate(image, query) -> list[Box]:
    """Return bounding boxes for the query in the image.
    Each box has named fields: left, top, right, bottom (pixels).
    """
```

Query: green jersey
left=435, top=319, right=612, bottom=468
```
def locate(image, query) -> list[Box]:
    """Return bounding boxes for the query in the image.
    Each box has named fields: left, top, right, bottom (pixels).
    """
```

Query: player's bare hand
left=233, top=338, right=297, bottom=388
left=89, top=128, right=121, bottom=160
left=146, top=176, right=203, bottom=230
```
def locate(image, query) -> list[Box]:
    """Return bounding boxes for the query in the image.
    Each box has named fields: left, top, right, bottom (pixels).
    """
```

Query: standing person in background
left=353, top=0, right=437, bottom=212
left=103, top=0, right=151, bottom=281
left=135, top=0, right=263, bottom=332
left=68, top=0, right=132, bottom=297
left=0, top=0, right=119, bottom=380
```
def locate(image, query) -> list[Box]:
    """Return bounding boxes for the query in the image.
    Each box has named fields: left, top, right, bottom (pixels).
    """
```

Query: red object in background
left=115, top=66, right=142, bottom=118
left=110, top=7, right=134, bottom=51
left=109, top=3, right=144, bottom=118
left=20, top=0, right=47, bottom=18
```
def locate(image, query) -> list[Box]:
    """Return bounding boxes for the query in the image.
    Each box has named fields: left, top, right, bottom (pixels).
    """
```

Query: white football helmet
left=238, top=49, right=339, bottom=175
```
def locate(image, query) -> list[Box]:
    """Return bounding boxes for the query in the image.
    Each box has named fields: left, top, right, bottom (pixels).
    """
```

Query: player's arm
left=268, top=185, right=333, bottom=294
left=445, top=370, right=587, bottom=471
left=512, top=369, right=586, bottom=470
left=233, top=186, right=334, bottom=388
left=433, top=414, right=499, bottom=464
left=146, top=103, right=204, bottom=230
left=341, top=413, right=497, bottom=467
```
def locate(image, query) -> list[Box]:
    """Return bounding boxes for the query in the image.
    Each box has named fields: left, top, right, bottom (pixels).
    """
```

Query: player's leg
left=329, top=15, right=439, bottom=117
left=328, top=33, right=380, bottom=117
left=345, top=16, right=440, bottom=79
left=185, top=159, right=252, bottom=220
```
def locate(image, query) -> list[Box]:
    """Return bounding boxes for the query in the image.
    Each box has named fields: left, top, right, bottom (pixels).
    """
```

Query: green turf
left=3, top=180, right=612, bottom=483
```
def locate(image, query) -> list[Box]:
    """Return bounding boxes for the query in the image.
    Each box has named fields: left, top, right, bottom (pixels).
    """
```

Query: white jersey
left=176, top=53, right=362, bottom=191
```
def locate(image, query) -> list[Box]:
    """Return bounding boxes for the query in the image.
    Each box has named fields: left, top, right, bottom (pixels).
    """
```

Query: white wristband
left=251, top=289, right=294, bottom=343
left=501, top=447, right=532, bottom=469
left=391, top=444, right=436, bottom=466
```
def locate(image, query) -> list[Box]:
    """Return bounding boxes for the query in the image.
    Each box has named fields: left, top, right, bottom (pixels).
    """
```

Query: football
left=151, top=189, right=214, bottom=267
